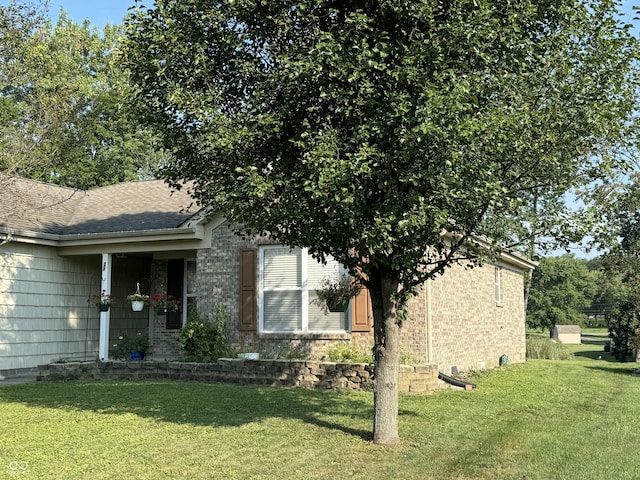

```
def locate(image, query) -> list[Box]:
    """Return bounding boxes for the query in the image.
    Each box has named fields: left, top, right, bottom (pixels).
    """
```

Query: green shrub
left=526, top=335, right=574, bottom=360
left=607, top=300, right=640, bottom=361
left=326, top=342, right=372, bottom=363
left=179, top=306, right=233, bottom=362
left=281, top=347, right=305, bottom=359
left=111, top=332, right=150, bottom=360
left=400, top=353, right=419, bottom=364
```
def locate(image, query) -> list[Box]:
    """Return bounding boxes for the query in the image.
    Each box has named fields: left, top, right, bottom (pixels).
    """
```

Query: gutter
left=439, top=230, right=538, bottom=272
left=1, top=226, right=202, bottom=242
left=0, top=226, right=206, bottom=257
left=59, top=227, right=204, bottom=244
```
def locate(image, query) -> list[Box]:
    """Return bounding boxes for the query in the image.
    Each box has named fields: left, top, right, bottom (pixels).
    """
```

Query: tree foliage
left=526, top=256, right=598, bottom=332
left=0, top=2, right=170, bottom=188
left=599, top=175, right=640, bottom=360
left=0, top=0, right=49, bottom=176
left=123, top=0, right=640, bottom=444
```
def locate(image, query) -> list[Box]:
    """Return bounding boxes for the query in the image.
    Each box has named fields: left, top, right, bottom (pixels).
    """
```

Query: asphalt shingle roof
left=0, top=176, right=199, bottom=237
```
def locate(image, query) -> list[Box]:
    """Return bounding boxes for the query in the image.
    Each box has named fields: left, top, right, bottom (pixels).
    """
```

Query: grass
left=1, top=339, right=639, bottom=480
left=526, top=335, right=574, bottom=360
left=581, top=327, right=610, bottom=337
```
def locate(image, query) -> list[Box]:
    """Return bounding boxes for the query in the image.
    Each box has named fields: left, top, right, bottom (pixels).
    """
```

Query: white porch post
left=98, top=253, right=113, bottom=360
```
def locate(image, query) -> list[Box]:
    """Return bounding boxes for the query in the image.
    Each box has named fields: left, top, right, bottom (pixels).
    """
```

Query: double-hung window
left=259, top=246, right=349, bottom=333
left=494, top=266, right=502, bottom=306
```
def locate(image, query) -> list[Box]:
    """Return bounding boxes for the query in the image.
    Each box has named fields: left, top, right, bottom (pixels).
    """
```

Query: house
left=0, top=175, right=535, bottom=378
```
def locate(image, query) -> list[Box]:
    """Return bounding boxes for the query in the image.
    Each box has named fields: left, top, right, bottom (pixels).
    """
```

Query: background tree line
left=526, top=255, right=615, bottom=331
left=527, top=173, right=640, bottom=362
left=0, top=0, right=168, bottom=189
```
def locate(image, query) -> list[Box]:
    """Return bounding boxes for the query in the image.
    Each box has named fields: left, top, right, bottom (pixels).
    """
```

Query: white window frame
left=494, top=265, right=502, bottom=306
left=182, top=259, right=197, bottom=326
left=258, top=245, right=349, bottom=334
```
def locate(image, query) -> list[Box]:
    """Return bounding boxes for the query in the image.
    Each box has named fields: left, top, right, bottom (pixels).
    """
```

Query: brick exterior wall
left=195, top=222, right=261, bottom=349
left=152, top=219, right=528, bottom=375
left=402, top=289, right=428, bottom=363
left=192, top=222, right=375, bottom=360
left=400, top=263, right=527, bottom=374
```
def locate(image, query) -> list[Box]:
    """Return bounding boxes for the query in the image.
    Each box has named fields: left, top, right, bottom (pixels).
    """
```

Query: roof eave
left=56, top=226, right=206, bottom=255
left=1, top=225, right=207, bottom=255
left=439, top=230, right=538, bottom=271
left=498, top=250, right=538, bottom=271
left=0, top=228, right=60, bottom=246
left=59, top=226, right=204, bottom=243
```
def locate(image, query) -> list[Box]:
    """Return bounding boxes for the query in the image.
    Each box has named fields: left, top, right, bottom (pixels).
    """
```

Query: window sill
left=258, top=332, right=351, bottom=341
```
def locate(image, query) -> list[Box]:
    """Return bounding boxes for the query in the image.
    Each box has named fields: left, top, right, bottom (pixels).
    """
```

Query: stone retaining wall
left=38, top=359, right=439, bottom=394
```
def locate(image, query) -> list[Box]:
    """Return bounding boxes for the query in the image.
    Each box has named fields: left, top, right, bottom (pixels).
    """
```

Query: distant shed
left=552, top=325, right=581, bottom=344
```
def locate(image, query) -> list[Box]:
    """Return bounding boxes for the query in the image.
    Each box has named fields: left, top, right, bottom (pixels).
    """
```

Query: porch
left=92, top=252, right=198, bottom=361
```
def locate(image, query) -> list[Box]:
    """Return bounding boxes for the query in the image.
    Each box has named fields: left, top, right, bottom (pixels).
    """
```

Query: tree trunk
left=369, top=265, right=402, bottom=446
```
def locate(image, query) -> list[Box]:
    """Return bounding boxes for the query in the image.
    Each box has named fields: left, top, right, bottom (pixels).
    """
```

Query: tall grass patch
left=526, top=334, right=574, bottom=360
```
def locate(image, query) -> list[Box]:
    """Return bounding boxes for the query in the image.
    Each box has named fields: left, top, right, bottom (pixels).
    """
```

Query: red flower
left=150, top=293, right=181, bottom=311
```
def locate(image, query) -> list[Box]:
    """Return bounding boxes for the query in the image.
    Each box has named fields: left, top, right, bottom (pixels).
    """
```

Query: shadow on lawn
left=0, top=381, right=376, bottom=440
left=572, top=349, right=616, bottom=362
left=583, top=364, right=638, bottom=376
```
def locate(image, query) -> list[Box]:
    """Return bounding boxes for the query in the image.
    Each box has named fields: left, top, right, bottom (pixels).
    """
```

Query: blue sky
left=48, top=0, right=138, bottom=28
left=44, top=1, right=638, bottom=30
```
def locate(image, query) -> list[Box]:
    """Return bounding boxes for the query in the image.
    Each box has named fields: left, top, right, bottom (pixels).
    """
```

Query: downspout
left=425, top=279, right=433, bottom=364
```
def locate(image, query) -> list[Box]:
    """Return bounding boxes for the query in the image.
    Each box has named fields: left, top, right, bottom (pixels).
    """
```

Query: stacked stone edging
left=38, top=359, right=438, bottom=394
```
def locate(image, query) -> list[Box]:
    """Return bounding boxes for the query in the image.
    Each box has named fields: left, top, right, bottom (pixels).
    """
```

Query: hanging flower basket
left=91, top=290, right=115, bottom=312
left=327, top=300, right=350, bottom=313
left=314, top=275, right=360, bottom=314
left=131, top=300, right=145, bottom=312
left=150, top=294, right=181, bottom=315
left=127, top=283, right=149, bottom=312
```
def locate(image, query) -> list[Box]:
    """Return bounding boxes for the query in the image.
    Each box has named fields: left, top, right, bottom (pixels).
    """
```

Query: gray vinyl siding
left=0, top=242, right=99, bottom=372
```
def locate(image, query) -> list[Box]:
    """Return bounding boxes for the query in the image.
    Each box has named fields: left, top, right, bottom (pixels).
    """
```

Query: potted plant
left=150, top=293, right=181, bottom=315
left=315, top=274, right=361, bottom=313
left=127, top=283, right=149, bottom=312
left=112, top=332, right=150, bottom=361
left=92, top=290, right=115, bottom=312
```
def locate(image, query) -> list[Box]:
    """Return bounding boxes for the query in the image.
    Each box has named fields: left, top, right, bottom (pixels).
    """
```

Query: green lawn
left=580, top=327, right=609, bottom=337
left=1, top=341, right=638, bottom=480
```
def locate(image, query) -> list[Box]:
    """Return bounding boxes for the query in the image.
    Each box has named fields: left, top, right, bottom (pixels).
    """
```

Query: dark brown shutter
left=351, top=288, right=373, bottom=332
left=239, top=248, right=257, bottom=331
left=166, top=259, right=184, bottom=330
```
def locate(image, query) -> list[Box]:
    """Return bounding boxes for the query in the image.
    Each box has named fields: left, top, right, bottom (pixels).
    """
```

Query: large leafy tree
left=123, top=0, right=640, bottom=445
left=0, top=3, right=170, bottom=188
left=23, top=16, right=166, bottom=188
left=597, top=175, right=640, bottom=360
left=0, top=0, right=49, bottom=176
left=527, top=255, right=598, bottom=333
